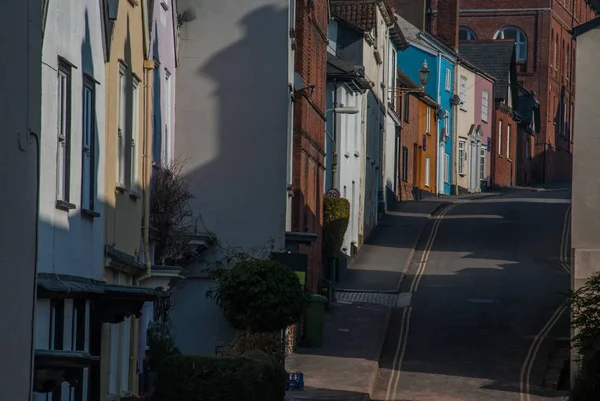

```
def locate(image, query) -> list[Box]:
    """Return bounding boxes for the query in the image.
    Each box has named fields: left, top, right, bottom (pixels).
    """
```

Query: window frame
left=117, top=63, right=127, bottom=189
left=445, top=68, right=451, bottom=92
left=130, top=76, right=141, bottom=192
left=388, top=46, right=397, bottom=108
left=426, top=106, right=431, bottom=134
left=495, top=26, right=528, bottom=62
left=444, top=153, right=450, bottom=183
left=498, top=120, right=503, bottom=155
left=459, top=75, right=467, bottom=110
left=459, top=27, right=477, bottom=41
left=458, top=140, right=466, bottom=175
left=57, top=59, right=72, bottom=203
left=403, top=94, right=410, bottom=123
left=424, top=156, right=431, bottom=187
left=479, top=147, right=486, bottom=181
left=481, top=89, right=489, bottom=122
left=506, top=124, right=511, bottom=159
left=82, top=76, right=96, bottom=212
left=401, top=146, right=409, bottom=182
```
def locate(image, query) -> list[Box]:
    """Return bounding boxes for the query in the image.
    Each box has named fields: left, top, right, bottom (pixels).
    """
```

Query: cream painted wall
left=455, top=64, right=475, bottom=192
left=104, top=0, right=146, bottom=260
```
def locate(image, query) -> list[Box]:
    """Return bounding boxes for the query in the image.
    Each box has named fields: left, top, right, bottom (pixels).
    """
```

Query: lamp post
left=391, top=60, right=431, bottom=97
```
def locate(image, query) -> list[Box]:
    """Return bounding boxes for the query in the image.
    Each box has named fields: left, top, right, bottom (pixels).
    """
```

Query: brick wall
left=428, top=0, right=598, bottom=184
left=292, top=0, right=328, bottom=294
left=397, top=94, right=420, bottom=200
left=436, top=0, right=460, bottom=50
left=491, top=107, right=517, bottom=187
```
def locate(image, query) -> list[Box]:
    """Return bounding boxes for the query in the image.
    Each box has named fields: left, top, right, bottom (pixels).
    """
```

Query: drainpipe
left=131, top=59, right=155, bottom=394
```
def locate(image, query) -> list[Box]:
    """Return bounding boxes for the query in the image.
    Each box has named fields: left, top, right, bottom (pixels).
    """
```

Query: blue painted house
left=396, top=15, right=458, bottom=195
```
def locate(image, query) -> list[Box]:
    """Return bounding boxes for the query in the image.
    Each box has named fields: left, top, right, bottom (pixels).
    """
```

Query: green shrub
left=322, top=197, right=350, bottom=258
left=153, top=351, right=286, bottom=401
left=218, top=330, right=285, bottom=363
left=209, top=259, right=309, bottom=332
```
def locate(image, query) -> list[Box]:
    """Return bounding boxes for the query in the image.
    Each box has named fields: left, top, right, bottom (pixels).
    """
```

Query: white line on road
left=519, top=302, right=568, bottom=401
left=385, top=202, right=455, bottom=400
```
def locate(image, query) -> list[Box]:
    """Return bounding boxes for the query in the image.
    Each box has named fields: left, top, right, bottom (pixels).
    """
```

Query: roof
left=459, top=41, right=516, bottom=100
left=396, top=14, right=437, bottom=54
left=330, top=0, right=409, bottom=50
left=572, top=16, right=600, bottom=37
left=327, top=53, right=372, bottom=91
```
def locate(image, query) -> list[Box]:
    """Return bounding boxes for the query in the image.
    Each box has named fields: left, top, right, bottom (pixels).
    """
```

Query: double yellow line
left=519, top=202, right=571, bottom=401
left=385, top=203, right=457, bottom=401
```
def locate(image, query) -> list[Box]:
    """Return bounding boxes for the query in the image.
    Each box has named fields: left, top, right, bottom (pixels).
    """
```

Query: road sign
left=326, top=188, right=340, bottom=198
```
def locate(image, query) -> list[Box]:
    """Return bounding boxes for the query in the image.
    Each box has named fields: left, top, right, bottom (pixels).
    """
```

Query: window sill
left=424, top=184, right=430, bottom=188
left=116, top=183, right=128, bottom=193
left=507, top=158, right=512, bottom=162
left=460, top=107, right=467, bottom=112
left=127, top=0, right=139, bottom=5
left=354, top=150, right=360, bottom=158
left=82, top=209, right=100, bottom=219
left=344, top=151, right=350, bottom=159
left=56, top=200, right=76, bottom=212
left=459, top=173, right=466, bottom=177
left=129, top=191, right=142, bottom=201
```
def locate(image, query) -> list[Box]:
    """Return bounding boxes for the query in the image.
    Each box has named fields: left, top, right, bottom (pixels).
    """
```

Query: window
left=444, top=110, right=450, bottom=134
left=566, top=44, right=570, bottom=78
left=388, top=46, right=397, bottom=108
left=403, top=94, right=409, bottom=123
left=458, top=140, right=466, bottom=175
left=426, top=106, right=431, bottom=134
left=506, top=124, right=511, bottom=158
left=459, top=75, right=467, bottom=110
left=117, top=64, right=127, bottom=187
left=459, top=27, right=477, bottom=41
left=57, top=60, right=71, bottom=202
left=425, top=156, right=431, bottom=187
left=131, top=77, right=140, bottom=190
left=495, top=26, right=527, bottom=62
left=482, top=89, right=489, bottom=122
left=401, top=146, right=408, bottom=182
left=82, top=77, right=96, bottom=211
left=445, top=68, right=451, bottom=91
left=444, top=153, right=449, bottom=183
left=479, top=148, right=486, bottom=181
left=498, top=120, right=503, bottom=155
left=554, top=34, right=559, bottom=70
left=164, top=72, right=172, bottom=165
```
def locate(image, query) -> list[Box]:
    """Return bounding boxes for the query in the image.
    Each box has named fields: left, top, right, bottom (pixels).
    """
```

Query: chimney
left=436, top=0, right=460, bottom=51
left=388, top=0, right=427, bottom=31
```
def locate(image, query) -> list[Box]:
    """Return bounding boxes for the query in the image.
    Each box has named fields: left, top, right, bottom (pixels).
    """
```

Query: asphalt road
left=372, top=189, right=572, bottom=401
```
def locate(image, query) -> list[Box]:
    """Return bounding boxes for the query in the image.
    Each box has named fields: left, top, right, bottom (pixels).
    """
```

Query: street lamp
left=330, top=106, right=360, bottom=115
left=392, top=60, right=431, bottom=95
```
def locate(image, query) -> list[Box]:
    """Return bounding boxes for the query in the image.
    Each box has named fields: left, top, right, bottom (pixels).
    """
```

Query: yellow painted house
left=101, top=0, right=157, bottom=398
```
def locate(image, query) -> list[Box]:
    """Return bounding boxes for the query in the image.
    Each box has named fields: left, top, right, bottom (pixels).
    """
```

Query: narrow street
left=372, top=189, right=572, bottom=401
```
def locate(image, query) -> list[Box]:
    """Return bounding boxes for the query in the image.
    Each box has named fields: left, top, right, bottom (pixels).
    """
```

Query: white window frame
left=459, top=75, right=467, bottom=110
left=388, top=46, right=397, bottom=107
left=425, top=156, right=431, bottom=187
left=506, top=123, right=511, bottom=159
left=131, top=77, right=140, bottom=191
left=498, top=120, right=503, bottom=155
left=445, top=68, right=451, bottom=91
left=117, top=64, right=127, bottom=188
left=57, top=61, right=71, bottom=202
left=426, top=106, right=431, bottom=134
left=495, top=26, right=528, bottom=62
left=479, top=147, right=486, bottom=181
left=82, top=77, right=95, bottom=211
left=481, top=89, right=489, bottom=122
left=459, top=27, right=477, bottom=41
left=444, top=153, right=449, bottom=183
left=164, top=71, right=173, bottom=165
left=458, top=140, right=466, bottom=175
left=445, top=110, right=450, bottom=135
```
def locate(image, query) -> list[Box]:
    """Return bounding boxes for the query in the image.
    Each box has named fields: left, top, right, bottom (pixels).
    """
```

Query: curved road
left=373, top=190, right=571, bottom=401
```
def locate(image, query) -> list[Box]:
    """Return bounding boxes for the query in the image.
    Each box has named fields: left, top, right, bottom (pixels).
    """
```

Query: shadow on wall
left=170, top=5, right=293, bottom=356
left=152, top=20, right=163, bottom=163
left=530, top=142, right=573, bottom=185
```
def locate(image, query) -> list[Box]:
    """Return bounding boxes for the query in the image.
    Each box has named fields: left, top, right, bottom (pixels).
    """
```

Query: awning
left=37, top=273, right=159, bottom=323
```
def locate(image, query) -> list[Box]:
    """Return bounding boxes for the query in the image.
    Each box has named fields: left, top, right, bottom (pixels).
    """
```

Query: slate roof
left=572, top=16, right=600, bottom=37
left=459, top=41, right=516, bottom=101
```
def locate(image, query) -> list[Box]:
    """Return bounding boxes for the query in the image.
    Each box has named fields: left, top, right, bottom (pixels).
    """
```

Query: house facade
left=36, top=0, right=108, bottom=399
left=429, top=0, right=600, bottom=184
left=397, top=15, right=457, bottom=196
left=474, top=70, right=495, bottom=189
left=5, top=0, right=41, bottom=398
left=454, top=62, right=475, bottom=193
left=171, top=0, right=293, bottom=356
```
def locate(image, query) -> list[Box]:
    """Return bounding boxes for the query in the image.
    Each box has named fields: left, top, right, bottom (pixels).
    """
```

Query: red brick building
left=292, top=0, right=329, bottom=293
left=427, top=0, right=600, bottom=184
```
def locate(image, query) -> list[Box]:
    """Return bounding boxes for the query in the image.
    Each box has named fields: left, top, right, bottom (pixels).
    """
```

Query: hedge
left=153, top=351, right=286, bottom=401
left=322, top=197, right=350, bottom=258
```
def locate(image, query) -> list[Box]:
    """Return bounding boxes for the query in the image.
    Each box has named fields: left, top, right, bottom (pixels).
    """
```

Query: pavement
left=372, top=188, right=572, bottom=401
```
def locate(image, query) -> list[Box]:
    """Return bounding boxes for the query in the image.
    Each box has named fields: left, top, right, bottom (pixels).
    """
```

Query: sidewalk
left=285, top=200, right=449, bottom=400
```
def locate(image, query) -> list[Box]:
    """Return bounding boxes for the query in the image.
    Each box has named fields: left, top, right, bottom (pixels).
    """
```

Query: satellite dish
left=435, top=108, right=445, bottom=120
left=450, top=94, right=462, bottom=106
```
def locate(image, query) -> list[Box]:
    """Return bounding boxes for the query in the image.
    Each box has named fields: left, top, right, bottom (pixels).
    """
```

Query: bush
left=322, top=197, right=350, bottom=258
left=209, top=259, right=309, bottom=332
left=153, top=351, right=286, bottom=401
left=218, top=331, right=285, bottom=363
left=569, top=272, right=600, bottom=400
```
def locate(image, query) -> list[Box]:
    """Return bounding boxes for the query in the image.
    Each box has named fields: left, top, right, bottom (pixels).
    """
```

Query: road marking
left=409, top=203, right=457, bottom=293
left=519, top=302, right=568, bottom=401
left=385, top=306, right=412, bottom=401
left=559, top=204, right=572, bottom=274
left=385, top=203, right=455, bottom=400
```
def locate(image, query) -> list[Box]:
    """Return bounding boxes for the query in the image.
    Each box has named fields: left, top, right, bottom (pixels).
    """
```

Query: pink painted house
left=474, top=70, right=496, bottom=190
